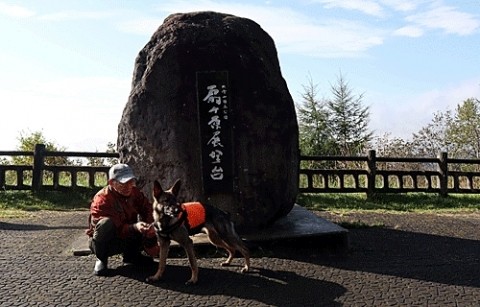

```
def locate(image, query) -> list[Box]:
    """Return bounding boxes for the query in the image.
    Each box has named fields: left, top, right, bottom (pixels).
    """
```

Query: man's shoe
left=93, top=259, right=108, bottom=276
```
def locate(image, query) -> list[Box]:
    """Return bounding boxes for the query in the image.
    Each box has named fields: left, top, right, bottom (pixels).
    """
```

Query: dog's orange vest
left=182, top=202, right=206, bottom=229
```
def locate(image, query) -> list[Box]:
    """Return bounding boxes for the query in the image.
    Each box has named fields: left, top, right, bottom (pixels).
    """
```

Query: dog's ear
left=171, top=179, right=182, bottom=196
left=153, top=180, right=163, bottom=199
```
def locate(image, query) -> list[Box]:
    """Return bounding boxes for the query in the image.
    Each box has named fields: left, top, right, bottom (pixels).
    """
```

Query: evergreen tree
left=447, top=98, right=480, bottom=158
left=327, top=74, right=372, bottom=155
left=296, top=76, right=334, bottom=155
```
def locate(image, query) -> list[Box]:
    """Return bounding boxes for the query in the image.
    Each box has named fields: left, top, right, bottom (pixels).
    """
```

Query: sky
left=0, top=0, right=479, bottom=151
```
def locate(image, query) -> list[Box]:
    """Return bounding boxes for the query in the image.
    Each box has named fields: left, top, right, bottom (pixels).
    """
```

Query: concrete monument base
left=72, top=205, right=348, bottom=256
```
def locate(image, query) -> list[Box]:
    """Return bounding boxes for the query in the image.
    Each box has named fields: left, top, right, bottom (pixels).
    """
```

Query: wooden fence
left=0, top=144, right=117, bottom=192
left=2, top=144, right=480, bottom=197
left=299, top=150, right=480, bottom=197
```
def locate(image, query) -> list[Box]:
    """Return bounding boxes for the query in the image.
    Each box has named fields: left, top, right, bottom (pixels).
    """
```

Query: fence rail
left=0, top=144, right=117, bottom=192
left=299, top=150, right=480, bottom=197
left=2, top=144, right=480, bottom=197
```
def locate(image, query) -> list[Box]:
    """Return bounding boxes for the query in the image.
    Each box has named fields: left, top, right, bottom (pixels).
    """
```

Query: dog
left=146, top=179, right=250, bottom=285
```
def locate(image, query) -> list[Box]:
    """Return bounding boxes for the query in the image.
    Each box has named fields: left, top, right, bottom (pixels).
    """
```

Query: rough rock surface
left=117, top=11, right=298, bottom=232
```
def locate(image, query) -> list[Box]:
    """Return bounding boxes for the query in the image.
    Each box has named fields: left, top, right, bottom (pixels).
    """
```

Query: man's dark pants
left=89, top=218, right=142, bottom=263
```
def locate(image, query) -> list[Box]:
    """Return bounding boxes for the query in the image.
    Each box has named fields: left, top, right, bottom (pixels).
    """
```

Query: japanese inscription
left=196, top=71, right=233, bottom=194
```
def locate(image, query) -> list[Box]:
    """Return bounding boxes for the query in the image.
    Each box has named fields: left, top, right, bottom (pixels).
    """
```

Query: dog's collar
left=154, top=205, right=187, bottom=236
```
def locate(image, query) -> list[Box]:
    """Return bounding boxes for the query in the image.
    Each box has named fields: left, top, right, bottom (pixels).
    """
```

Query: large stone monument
left=117, top=11, right=298, bottom=232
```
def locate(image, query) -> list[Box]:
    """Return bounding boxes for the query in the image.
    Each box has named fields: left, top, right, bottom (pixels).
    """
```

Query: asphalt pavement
left=1, top=209, right=480, bottom=306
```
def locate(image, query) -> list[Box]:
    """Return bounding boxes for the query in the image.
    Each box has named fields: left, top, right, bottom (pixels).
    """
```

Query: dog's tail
left=207, top=206, right=249, bottom=254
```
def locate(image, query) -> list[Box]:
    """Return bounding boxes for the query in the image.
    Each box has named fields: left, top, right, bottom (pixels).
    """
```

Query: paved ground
left=1, top=209, right=480, bottom=306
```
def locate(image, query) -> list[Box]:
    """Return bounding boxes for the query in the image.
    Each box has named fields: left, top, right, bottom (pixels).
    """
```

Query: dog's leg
left=204, top=226, right=235, bottom=266
left=172, top=228, right=199, bottom=285
left=183, top=240, right=199, bottom=285
left=146, top=238, right=170, bottom=283
left=205, top=224, right=250, bottom=273
left=234, top=241, right=250, bottom=273
left=225, top=229, right=251, bottom=273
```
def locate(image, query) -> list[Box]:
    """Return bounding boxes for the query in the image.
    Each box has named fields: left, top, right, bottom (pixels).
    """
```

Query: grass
left=297, top=192, right=480, bottom=213
left=2, top=189, right=480, bottom=219
left=297, top=193, right=480, bottom=229
left=0, top=189, right=95, bottom=218
left=336, top=220, right=385, bottom=229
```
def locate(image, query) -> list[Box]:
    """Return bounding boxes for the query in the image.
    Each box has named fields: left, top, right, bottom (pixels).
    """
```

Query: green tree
left=327, top=73, right=372, bottom=155
left=87, top=142, right=118, bottom=166
left=12, top=130, right=68, bottom=166
left=296, top=76, right=334, bottom=156
left=105, top=142, right=119, bottom=166
left=370, top=134, right=425, bottom=189
left=373, top=133, right=414, bottom=158
left=447, top=98, right=480, bottom=159
left=412, top=110, right=453, bottom=157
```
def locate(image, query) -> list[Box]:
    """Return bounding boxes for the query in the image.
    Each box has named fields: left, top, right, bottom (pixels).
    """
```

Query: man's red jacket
left=86, top=186, right=154, bottom=239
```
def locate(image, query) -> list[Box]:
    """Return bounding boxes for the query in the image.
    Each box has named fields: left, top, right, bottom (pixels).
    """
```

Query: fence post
left=438, top=151, right=448, bottom=197
left=367, top=149, right=376, bottom=199
left=0, top=166, right=4, bottom=188
left=32, top=144, right=46, bottom=193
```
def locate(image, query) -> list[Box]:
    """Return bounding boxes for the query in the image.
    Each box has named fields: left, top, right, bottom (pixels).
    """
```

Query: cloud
left=15, top=0, right=385, bottom=59
left=0, top=2, right=35, bottom=18
left=116, top=0, right=386, bottom=58
left=316, top=0, right=384, bottom=17
left=273, top=19, right=384, bottom=57
left=314, top=0, right=421, bottom=16
left=371, top=79, right=480, bottom=139
left=393, top=25, right=424, bottom=37
left=406, top=5, right=480, bottom=36
left=390, top=2, right=480, bottom=38
left=380, top=0, right=418, bottom=12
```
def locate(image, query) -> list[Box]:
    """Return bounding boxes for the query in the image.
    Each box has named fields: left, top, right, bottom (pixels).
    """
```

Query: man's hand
left=134, top=221, right=150, bottom=234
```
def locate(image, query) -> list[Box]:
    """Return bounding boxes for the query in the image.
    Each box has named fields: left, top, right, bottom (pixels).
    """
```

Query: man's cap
left=108, top=164, right=136, bottom=183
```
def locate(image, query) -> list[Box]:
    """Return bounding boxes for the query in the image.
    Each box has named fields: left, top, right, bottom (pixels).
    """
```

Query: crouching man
left=86, top=163, right=159, bottom=276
